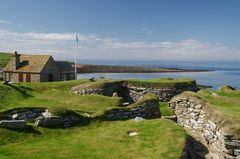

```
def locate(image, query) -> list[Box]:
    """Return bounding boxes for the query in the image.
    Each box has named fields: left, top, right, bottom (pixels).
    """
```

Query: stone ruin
left=102, top=96, right=161, bottom=120
left=71, top=81, right=199, bottom=103
left=170, top=93, right=240, bottom=159
left=0, top=108, right=81, bottom=129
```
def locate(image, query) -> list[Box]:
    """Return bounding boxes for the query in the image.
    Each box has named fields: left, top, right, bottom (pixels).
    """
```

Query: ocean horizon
left=77, top=60, right=240, bottom=89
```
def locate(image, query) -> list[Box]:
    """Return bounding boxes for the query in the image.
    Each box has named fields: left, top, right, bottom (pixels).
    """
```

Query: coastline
left=76, top=64, right=211, bottom=73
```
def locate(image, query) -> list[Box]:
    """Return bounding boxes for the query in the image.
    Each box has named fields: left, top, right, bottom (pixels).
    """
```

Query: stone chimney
left=14, top=51, right=21, bottom=70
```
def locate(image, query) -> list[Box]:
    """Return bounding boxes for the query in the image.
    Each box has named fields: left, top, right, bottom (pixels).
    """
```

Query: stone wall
left=0, top=107, right=82, bottom=128
left=4, top=72, right=43, bottom=83
left=72, top=82, right=125, bottom=96
left=72, top=81, right=133, bottom=102
left=169, top=94, right=240, bottom=159
left=35, top=115, right=81, bottom=128
left=0, top=108, right=45, bottom=121
left=102, top=98, right=161, bottom=120
left=72, top=81, right=198, bottom=102
left=128, top=85, right=198, bottom=102
left=40, top=57, right=61, bottom=82
left=0, top=120, right=26, bottom=129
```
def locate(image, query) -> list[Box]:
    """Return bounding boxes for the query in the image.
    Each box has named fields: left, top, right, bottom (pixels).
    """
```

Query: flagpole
left=74, top=34, right=77, bottom=80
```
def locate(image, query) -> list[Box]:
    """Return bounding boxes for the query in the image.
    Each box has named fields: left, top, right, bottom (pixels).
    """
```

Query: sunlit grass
left=0, top=119, right=186, bottom=159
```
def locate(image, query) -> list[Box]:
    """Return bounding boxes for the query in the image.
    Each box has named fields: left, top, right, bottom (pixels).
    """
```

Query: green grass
left=127, top=78, right=197, bottom=89
left=0, top=119, right=186, bottom=159
left=0, top=80, right=123, bottom=114
left=218, top=85, right=236, bottom=91
left=0, top=78, right=195, bottom=114
left=127, top=93, right=158, bottom=108
left=0, top=52, right=11, bottom=68
left=0, top=79, right=189, bottom=158
left=72, top=78, right=197, bottom=90
left=71, top=79, right=125, bottom=90
left=160, top=102, right=175, bottom=116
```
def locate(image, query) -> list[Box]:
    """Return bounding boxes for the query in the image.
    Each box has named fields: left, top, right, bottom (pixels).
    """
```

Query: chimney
left=14, top=51, right=21, bottom=70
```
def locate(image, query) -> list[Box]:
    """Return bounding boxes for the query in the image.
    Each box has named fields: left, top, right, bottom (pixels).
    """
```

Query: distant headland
left=76, top=63, right=211, bottom=73
left=0, top=52, right=211, bottom=75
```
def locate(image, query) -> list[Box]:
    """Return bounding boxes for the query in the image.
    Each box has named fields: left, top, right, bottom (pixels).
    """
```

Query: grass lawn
left=128, top=78, right=197, bottom=88
left=0, top=52, right=11, bottom=68
left=0, top=78, right=196, bottom=113
left=160, top=102, right=175, bottom=116
left=0, top=80, right=123, bottom=114
left=0, top=79, right=189, bottom=158
left=0, top=119, right=186, bottom=159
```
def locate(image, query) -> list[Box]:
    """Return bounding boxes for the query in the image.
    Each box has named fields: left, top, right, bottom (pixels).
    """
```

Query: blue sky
left=0, top=0, right=240, bottom=61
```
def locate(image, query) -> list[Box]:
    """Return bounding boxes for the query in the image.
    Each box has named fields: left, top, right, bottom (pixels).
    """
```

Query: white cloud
left=0, top=20, right=13, bottom=25
left=0, top=29, right=239, bottom=61
left=0, top=19, right=23, bottom=27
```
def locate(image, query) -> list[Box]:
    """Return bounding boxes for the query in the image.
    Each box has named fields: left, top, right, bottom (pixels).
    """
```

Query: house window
left=18, top=73, right=23, bottom=82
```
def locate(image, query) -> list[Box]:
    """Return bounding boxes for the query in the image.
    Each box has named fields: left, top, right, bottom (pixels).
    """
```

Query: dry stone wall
left=170, top=95, right=240, bottom=159
left=35, top=115, right=80, bottom=128
left=0, top=108, right=81, bottom=128
left=0, top=120, right=26, bottom=129
left=72, top=81, right=133, bottom=102
left=72, top=81, right=198, bottom=102
left=128, top=85, right=198, bottom=102
left=0, top=108, right=45, bottom=121
left=102, top=99, right=161, bottom=120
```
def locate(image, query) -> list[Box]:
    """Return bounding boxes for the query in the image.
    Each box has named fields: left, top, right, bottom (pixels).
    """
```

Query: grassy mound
left=218, top=85, right=236, bottom=91
left=71, top=78, right=197, bottom=91
left=127, top=93, right=158, bottom=108
left=181, top=89, right=240, bottom=138
left=0, top=119, right=186, bottom=159
left=127, top=78, right=197, bottom=89
left=71, top=79, right=126, bottom=90
left=0, top=80, right=123, bottom=114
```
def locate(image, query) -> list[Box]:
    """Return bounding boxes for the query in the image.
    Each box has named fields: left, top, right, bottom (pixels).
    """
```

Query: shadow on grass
left=5, top=84, right=33, bottom=97
left=41, top=116, right=91, bottom=130
left=182, top=135, right=209, bottom=159
left=3, top=125, right=42, bottom=135
left=70, top=117, right=91, bottom=128
left=18, top=85, right=33, bottom=91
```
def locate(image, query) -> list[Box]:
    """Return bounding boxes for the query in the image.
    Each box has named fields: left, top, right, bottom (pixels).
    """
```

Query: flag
left=76, top=34, right=78, bottom=44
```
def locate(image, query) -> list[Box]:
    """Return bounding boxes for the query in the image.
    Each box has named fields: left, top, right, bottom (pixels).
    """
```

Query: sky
left=0, top=0, right=240, bottom=62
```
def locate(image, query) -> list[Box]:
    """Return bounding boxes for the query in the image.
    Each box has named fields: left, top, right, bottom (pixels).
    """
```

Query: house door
left=18, top=73, right=23, bottom=82
left=26, top=73, right=31, bottom=82
left=48, top=74, right=53, bottom=82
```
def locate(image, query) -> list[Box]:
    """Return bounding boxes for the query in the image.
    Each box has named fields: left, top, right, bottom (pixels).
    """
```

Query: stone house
left=3, top=52, right=75, bottom=82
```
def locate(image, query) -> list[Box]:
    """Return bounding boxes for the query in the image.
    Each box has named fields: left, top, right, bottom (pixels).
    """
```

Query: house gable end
left=40, top=56, right=61, bottom=74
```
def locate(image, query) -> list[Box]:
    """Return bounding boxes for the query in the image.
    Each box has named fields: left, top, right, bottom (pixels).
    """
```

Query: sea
left=77, top=60, right=240, bottom=89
